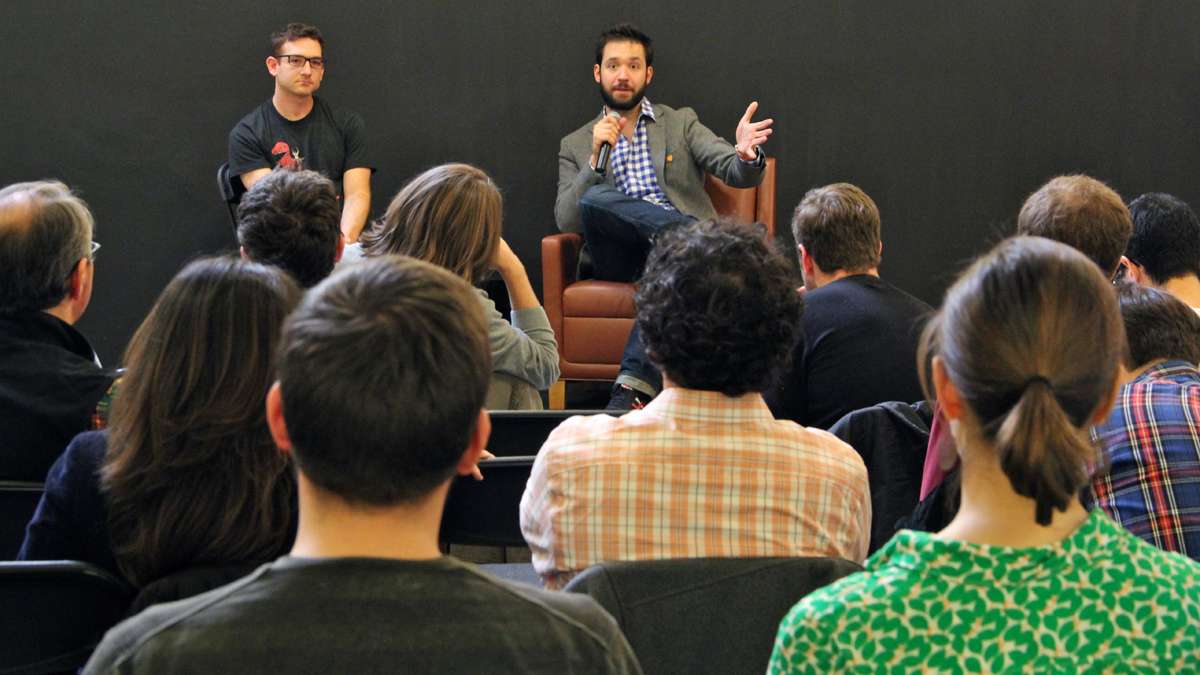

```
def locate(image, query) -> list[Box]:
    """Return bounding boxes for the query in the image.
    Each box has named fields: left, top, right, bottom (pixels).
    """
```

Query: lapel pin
left=666, top=154, right=673, bottom=163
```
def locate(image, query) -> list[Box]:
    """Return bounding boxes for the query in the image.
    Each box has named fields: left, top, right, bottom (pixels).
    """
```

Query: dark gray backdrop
left=3, top=1, right=1197, bottom=361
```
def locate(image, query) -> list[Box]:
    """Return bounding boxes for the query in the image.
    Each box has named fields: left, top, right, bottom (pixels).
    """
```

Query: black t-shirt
left=227, top=96, right=373, bottom=196
left=766, top=275, right=932, bottom=429
left=84, top=556, right=643, bottom=675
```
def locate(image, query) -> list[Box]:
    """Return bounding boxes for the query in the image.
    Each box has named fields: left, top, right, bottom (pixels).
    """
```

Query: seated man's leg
left=610, top=322, right=662, bottom=408
left=580, top=185, right=693, bottom=282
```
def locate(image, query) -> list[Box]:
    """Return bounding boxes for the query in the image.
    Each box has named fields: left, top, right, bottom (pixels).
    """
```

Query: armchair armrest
left=541, top=233, right=584, bottom=348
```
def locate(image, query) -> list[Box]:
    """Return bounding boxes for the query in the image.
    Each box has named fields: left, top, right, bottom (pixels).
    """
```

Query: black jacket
left=0, top=312, right=114, bottom=481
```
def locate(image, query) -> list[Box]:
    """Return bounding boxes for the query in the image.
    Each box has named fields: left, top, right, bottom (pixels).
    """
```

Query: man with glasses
left=0, top=181, right=114, bottom=481
left=228, top=23, right=374, bottom=242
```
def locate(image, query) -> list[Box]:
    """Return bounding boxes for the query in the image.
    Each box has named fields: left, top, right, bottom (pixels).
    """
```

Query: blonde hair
left=919, top=236, right=1124, bottom=525
left=360, top=164, right=501, bottom=285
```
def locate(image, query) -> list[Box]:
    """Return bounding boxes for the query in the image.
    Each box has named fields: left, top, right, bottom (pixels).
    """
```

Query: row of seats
left=0, top=555, right=857, bottom=675
left=0, top=410, right=608, bottom=560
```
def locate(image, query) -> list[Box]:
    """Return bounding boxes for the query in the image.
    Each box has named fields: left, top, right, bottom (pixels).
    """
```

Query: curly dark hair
left=237, top=169, right=342, bottom=288
left=635, top=219, right=802, bottom=396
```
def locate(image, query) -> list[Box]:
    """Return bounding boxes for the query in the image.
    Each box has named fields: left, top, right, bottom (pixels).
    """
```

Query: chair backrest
left=0, top=481, right=44, bottom=561
left=703, top=157, right=777, bottom=236
left=439, top=456, right=535, bottom=547
left=487, top=410, right=606, bottom=457
left=564, top=556, right=860, bottom=675
left=0, top=560, right=133, bottom=674
left=217, top=162, right=245, bottom=239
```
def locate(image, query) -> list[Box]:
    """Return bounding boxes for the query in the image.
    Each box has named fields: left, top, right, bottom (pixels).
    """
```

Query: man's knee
left=579, top=184, right=623, bottom=213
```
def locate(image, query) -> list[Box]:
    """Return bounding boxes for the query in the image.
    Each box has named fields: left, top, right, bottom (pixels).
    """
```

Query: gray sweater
left=337, top=247, right=560, bottom=410
left=84, top=556, right=642, bottom=674
left=476, top=289, right=560, bottom=410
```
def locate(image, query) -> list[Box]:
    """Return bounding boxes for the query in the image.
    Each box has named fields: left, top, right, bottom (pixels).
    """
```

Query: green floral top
left=770, top=510, right=1200, bottom=673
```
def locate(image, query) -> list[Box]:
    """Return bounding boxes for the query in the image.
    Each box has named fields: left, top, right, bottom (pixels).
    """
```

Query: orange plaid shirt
left=519, top=388, right=871, bottom=589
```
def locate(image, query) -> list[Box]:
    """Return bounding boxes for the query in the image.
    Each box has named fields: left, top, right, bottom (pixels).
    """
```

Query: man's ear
left=1120, top=256, right=1147, bottom=285
left=798, top=244, right=815, bottom=278
left=645, top=65, right=654, bottom=86
left=455, top=409, right=491, bottom=476
left=931, top=356, right=965, bottom=421
left=266, top=55, right=280, bottom=76
left=265, top=382, right=293, bottom=454
left=333, top=235, right=345, bottom=263
left=593, top=63, right=601, bottom=84
left=67, top=258, right=88, bottom=301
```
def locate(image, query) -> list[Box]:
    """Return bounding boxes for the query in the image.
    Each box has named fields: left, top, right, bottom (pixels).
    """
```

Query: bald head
left=1016, top=175, right=1132, bottom=279
left=0, top=181, right=94, bottom=319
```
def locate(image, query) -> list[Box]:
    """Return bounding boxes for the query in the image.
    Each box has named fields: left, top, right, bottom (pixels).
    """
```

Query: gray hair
left=0, top=181, right=94, bottom=313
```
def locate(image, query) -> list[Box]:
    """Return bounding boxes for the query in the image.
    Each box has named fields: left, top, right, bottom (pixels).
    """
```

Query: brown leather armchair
left=541, top=158, right=777, bottom=408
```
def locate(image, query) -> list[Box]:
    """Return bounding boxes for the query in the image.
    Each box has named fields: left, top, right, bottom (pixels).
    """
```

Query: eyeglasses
left=89, top=241, right=101, bottom=260
left=276, top=54, right=325, bottom=69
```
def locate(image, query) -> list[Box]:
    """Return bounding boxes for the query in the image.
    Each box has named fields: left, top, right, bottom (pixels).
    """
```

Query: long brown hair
left=359, top=163, right=502, bottom=285
left=919, top=236, right=1124, bottom=525
left=102, top=256, right=301, bottom=586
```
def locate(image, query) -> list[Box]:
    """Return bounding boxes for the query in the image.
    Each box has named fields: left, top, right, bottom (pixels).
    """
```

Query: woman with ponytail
left=769, top=236, right=1200, bottom=672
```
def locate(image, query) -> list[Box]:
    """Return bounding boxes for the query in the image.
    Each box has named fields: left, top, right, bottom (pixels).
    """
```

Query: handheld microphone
left=595, top=111, right=621, bottom=176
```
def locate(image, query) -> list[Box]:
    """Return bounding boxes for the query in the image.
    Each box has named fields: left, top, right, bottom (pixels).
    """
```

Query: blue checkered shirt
left=607, top=98, right=676, bottom=211
left=1092, top=360, right=1200, bottom=560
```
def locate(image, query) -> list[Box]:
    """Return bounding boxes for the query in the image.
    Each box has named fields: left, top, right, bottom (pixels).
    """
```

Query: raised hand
left=590, top=114, right=625, bottom=167
left=735, top=101, right=773, bottom=161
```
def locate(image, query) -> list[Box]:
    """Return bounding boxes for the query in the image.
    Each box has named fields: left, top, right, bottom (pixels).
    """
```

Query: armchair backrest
left=703, top=157, right=776, bottom=236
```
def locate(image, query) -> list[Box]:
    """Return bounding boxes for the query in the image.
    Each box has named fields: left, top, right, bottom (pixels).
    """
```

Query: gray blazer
left=555, top=103, right=765, bottom=233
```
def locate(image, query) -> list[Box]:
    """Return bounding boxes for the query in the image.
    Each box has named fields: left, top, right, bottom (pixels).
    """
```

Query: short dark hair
left=0, top=180, right=93, bottom=314
left=595, top=23, right=653, bottom=66
left=1116, top=282, right=1200, bottom=368
left=270, top=22, right=324, bottom=53
left=277, top=256, right=491, bottom=505
left=791, top=183, right=882, bottom=273
left=636, top=219, right=802, bottom=396
left=1016, top=175, right=1132, bottom=279
left=237, top=169, right=342, bottom=288
left=1125, top=192, right=1200, bottom=284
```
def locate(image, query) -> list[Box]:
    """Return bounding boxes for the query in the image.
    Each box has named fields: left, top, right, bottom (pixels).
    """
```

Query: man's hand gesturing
left=735, top=101, right=773, bottom=161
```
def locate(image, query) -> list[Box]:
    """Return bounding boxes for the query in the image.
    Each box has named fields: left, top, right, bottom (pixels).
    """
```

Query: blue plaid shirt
left=607, top=98, right=676, bottom=211
left=1092, top=360, right=1200, bottom=560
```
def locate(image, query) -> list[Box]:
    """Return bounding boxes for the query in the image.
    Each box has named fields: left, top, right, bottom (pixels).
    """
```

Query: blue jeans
left=579, top=184, right=692, bottom=396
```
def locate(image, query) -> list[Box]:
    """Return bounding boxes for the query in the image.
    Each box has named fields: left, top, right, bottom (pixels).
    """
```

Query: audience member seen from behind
left=84, top=257, right=641, bottom=675
left=766, top=182, right=931, bottom=429
left=354, top=163, right=559, bottom=409
left=918, top=174, right=1135, bottom=501
left=237, top=168, right=344, bottom=288
left=1120, top=192, right=1200, bottom=311
left=0, top=181, right=114, bottom=481
left=1092, top=283, right=1200, bottom=561
left=1015, top=174, right=1132, bottom=279
left=521, top=219, right=870, bottom=589
left=20, top=257, right=300, bottom=589
left=771, top=237, right=1200, bottom=672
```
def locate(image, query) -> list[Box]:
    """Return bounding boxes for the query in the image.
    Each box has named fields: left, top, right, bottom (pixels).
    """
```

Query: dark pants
left=579, top=185, right=693, bottom=396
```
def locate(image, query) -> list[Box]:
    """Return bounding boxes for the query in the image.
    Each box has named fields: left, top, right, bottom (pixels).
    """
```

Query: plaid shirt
left=608, top=98, right=676, bottom=211
left=1092, top=360, right=1200, bottom=560
left=519, top=388, right=871, bottom=589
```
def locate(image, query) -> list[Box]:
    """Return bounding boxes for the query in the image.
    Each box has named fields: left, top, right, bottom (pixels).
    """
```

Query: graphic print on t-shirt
left=270, top=141, right=303, bottom=170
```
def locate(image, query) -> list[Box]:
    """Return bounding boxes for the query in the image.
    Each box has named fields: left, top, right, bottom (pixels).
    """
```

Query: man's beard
left=599, top=82, right=647, bottom=111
